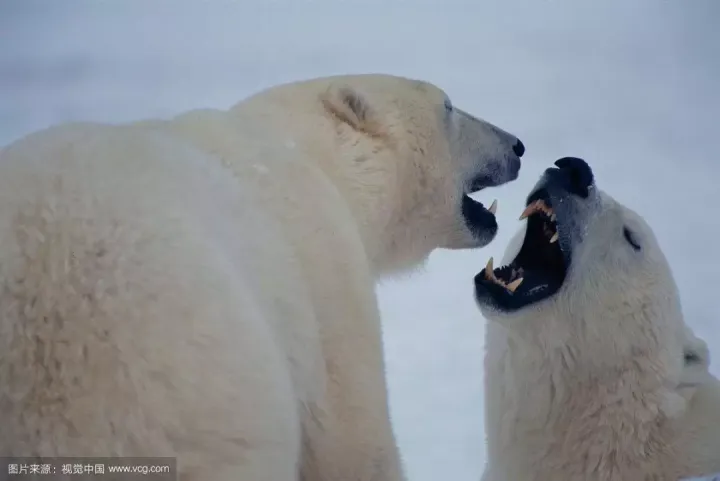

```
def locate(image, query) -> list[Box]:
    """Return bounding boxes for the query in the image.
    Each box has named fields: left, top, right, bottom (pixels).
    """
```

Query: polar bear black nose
left=553, top=156, right=594, bottom=198
left=512, top=139, right=525, bottom=158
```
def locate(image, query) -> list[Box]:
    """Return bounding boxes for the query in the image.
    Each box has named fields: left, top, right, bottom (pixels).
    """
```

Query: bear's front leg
left=297, top=276, right=407, bottom=481
left=300, top=394, right=406, bottom=481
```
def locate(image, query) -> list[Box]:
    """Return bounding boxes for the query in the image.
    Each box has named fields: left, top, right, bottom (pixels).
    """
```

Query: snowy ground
left=1, top=1, right=718, bottom=479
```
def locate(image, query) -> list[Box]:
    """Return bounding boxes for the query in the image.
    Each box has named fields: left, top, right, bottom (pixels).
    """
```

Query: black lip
left=462, top=153, right=523, bottom=244
left=474, top=268, right=563, bottom=311
left=462, top=194, right=497, bottom=239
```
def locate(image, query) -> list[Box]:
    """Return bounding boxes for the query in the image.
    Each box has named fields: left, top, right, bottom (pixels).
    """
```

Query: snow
left=684, top=475, right=720, bottom=481
left=1, top=1, right=718, bottom=479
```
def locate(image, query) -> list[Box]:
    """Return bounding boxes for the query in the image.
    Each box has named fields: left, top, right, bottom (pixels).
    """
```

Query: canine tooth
left=532, top=199, right=553, bottom=217
left=550, top=213, right=557, bottom=222
left=485, top=257, right=495, bottom=279
left=539, top=203, right=553, bottom=217
left=506, top=277, right=524, bottom=293
left=488, top=199, right=497, bottom=215
left=519, top=200, right=539, bottom=220
left=520, top=199, right=555, bottom=220
left=549, top=232, right=559, bottom=243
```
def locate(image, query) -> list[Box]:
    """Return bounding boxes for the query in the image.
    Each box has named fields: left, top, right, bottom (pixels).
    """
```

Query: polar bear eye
left=623, top=226, right=641, bottom=251
left=444, top=98, right=453, bottom=111
left=684, top=350, right=701, bottom=365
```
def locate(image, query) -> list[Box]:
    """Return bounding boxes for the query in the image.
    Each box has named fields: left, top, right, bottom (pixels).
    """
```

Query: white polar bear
left=0, top=74, right=524, bottom=481
left=474, top=157, right=720, bottom=481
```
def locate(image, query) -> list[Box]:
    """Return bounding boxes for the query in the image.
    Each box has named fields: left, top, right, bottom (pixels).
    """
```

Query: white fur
left=481, top=189, right=720, bottom=481
left=0, top=74, right=523, bottom=481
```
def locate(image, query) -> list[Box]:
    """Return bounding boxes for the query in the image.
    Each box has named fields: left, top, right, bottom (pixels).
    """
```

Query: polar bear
left=474, top=157, right=720, bottom=481
left=0, top=74, right=524, bottom=481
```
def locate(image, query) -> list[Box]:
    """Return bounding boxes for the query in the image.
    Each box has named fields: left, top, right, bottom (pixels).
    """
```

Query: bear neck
left=321, top=130, right=435, bottom=277
left=223, top=101, right=401, bottom=276
left=484, top=316, right=681, bottom=480
left=227, top=92, right=437, bottom=277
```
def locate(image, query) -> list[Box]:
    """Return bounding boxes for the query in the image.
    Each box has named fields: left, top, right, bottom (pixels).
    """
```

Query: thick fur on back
left=481, top=191, right=720, bottom=481
left=0, top=74, right=524, bottom=480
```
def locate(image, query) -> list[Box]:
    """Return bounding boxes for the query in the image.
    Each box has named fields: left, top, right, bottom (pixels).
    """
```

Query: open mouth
left=464, top=193, right=498, bottom=217
left=461, top=177, right=499, bottom=241
left=475, top=189, right=570, bottom=311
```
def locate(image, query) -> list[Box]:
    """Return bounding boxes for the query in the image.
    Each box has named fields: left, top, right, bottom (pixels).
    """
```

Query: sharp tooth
left=485, top=257, right=495, bottom=279
left=531, top=199, right=553, bottom=217
left=519, top=200, right=539, bottom=220
left=488, top=199, right=497, bottom=215
left=506, top=277, right=524, bottom=293
left=539, top=202, right=553, bottom=217
left=551, top=213, right=557, bottom=222
left=549, top=232, right=559, bottom=243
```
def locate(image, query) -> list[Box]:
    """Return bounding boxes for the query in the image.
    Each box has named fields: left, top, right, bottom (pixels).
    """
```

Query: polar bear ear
left=321, top=85, right=380, bottom=136
left=679, top=331, right=711, bottom=388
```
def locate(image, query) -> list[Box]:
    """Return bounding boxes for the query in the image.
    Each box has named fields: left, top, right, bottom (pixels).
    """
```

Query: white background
left=1, top=1, right=718, bottom=479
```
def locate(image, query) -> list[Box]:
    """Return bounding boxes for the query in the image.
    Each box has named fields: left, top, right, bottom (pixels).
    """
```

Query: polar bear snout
left=448, top=107, right=524, bottom=190
left=544, top=156, right=595, bottom=199
left=468, top=168, right=516, bottom=193
left=445, top=111, right=526, bottom=249
left=467, top=150, right=522, bottom=192
left=470, top=130, right=524, bottom=190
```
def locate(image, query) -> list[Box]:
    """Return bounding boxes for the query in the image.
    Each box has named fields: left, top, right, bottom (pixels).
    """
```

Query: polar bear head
left=474, top=157, right=720, bottom=479
left=475, top=156, right=685, bottom=366
left=318, top=74, right=525, bottom=271
left=247, top=74, right=524, bottom=273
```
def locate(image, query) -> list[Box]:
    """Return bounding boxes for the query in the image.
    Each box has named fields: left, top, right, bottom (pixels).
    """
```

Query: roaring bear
left=476, top=157, right=720, bottom=481
left=0, top=74, right=524, bottom=481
